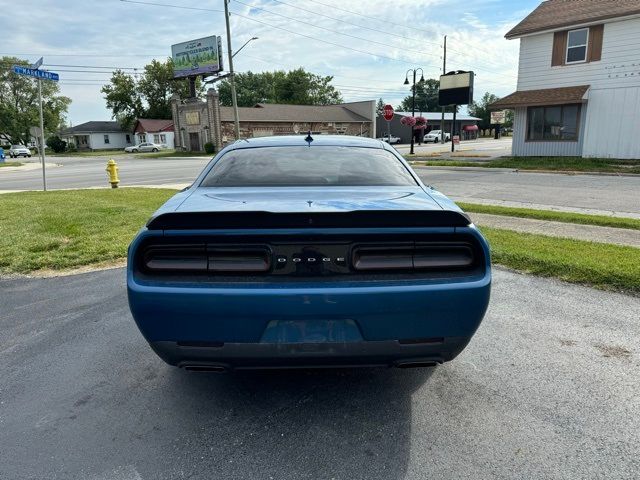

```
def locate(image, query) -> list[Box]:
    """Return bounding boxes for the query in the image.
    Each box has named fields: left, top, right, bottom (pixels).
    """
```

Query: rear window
left=200, top=146, right=417, bottom=187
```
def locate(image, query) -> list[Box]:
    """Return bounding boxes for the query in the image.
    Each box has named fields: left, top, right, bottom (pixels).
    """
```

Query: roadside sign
left=383, top=104, right=394, bottom=122
left=453, top=135, right=460, bottom=145
left=491, top=110, right=507, bottom=124
left=31, top=57, right=43, bottom=70
left=12, top=61, right=58, bottom=191
left=12, top=65, right=59, bottom=82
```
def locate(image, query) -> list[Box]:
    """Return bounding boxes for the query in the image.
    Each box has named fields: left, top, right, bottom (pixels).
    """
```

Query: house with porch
left=60, top=121, right=132, bottom=150
left=491, top=0, right=640, bottom=159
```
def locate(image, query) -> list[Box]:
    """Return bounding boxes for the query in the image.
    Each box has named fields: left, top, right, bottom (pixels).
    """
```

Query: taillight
left=142, top=245, right=271, bottom=273
left=352, top=243, right=475, bottom=271
left=143, top=245, right=207, bottom=272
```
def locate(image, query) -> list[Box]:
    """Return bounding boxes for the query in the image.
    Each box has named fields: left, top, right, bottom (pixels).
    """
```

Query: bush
left=204, top=142, right=216, bottom=154
left=67, top=143, right=78, bottom=153
left=46, top=136, right=67, bottom=153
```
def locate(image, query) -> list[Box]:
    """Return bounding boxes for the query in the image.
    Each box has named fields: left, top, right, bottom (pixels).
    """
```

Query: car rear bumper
left=150, top=336, right=472, bottom=370
left=128, top=275, right=491, bottom=368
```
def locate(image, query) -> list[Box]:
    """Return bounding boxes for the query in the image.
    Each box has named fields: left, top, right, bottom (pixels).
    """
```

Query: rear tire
left=152, top=148, right=159, bottom=152
left=132, top=149, right=138, bottom=153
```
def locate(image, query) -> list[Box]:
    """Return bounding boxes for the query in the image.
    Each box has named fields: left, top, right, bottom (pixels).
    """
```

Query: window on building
left=566, top=28, right=588, bottom=64
left=153, top=134, right=160, bottom=143
left=104, top=134, right=110, bottom=144
left=138, top=134, right=146, bottom=143
left=527, top=105, right=580, bottom=141
left=160, top=134, right=166, bottom=143
left=126, top=134, right=131, bottom=143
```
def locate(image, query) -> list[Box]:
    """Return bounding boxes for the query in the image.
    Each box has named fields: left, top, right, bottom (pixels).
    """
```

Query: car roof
left=227, top=135, right=386, bottom=150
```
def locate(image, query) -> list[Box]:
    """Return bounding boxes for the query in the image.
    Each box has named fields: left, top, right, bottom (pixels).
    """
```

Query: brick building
left=171, top=89, right=376, bottom=152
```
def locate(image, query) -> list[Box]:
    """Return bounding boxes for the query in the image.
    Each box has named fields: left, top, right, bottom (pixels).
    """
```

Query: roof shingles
left=489, top=85, right=590, bottom=109
left=506, top=0, right=640, bottom=39
left=218, top=103, right=370, bottom=123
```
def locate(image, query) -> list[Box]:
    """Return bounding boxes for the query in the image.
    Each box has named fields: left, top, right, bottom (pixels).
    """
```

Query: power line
left=232, top=0, right=439, bottom=62
left=303, top=0, right=515, bottom=73
left=119, top=0, right=427, bottom=68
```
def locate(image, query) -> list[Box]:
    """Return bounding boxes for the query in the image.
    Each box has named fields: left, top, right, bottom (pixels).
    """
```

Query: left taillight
left=142, top=245, right=208, bottom=272
left=140, top=244, right=272, bottom=274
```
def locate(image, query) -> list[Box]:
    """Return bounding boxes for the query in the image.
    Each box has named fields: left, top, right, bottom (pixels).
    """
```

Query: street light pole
left=224, top=0, right=240, bottom=140
left=404, top=68, right=424, bottom=155
left=232, top=37, right=258, bottom=59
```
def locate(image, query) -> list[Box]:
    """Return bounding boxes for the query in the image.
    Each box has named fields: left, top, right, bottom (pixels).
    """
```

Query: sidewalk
left=471, top=213, right=640, bottom=248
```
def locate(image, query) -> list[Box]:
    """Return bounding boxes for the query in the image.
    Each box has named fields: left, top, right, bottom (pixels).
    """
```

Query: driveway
left=1, top=268, right=638, bottom=479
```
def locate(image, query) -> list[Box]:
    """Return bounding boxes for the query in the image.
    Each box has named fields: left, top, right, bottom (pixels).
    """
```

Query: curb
left=411, top=165, right=640, bottom=177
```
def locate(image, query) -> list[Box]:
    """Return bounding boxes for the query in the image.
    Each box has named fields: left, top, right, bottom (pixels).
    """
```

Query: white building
left=491, top=0, right=640, bottom=159
left=60, top=121, right=132, bottom=150
left=132, top=119, right=175, bottom=149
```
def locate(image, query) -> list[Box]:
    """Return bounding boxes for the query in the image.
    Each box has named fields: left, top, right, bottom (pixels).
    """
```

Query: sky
left=0, top=0, right=541, bottom=124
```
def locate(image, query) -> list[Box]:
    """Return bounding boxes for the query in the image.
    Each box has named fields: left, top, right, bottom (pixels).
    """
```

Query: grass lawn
left=482, top=227, right=640, bottom=295
left=408, top=156, right=640, bottom=174
left=50, top=149, right=212, bottom=158
left=459, top=202, right=640, bottom=231
left=0, top=162, right=24, bottom=168
left=0, top=188, right=175, bottom=274
left=1, top=189, right=639, bottom=295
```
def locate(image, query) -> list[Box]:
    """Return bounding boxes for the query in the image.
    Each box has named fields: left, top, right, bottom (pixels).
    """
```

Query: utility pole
left=224, top=0, right=240, bottom=139
left=440, top=35, right=447, bottom=145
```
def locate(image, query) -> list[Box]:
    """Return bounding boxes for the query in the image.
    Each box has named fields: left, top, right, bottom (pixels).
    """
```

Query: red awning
left=463, top=125, right=478, bottom=131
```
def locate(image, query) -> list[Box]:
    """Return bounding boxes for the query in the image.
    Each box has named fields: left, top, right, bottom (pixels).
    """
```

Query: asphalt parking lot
left=1, top=267, right=638, bottom=479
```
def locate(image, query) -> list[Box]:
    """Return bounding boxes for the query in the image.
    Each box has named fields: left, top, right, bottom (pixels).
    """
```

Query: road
left=1, top=267, right=638, bottom=479
left=2, top=154, right=639, bottom=217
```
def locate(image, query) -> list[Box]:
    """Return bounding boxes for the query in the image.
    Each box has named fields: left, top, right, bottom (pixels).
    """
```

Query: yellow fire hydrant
left=106, top=159, right=119, bottom=188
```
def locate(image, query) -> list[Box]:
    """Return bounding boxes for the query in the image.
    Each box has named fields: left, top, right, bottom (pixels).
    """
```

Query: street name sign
left=12, top=66, right=59, bottom=82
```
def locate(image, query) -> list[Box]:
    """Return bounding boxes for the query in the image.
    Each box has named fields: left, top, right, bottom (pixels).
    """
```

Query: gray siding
left=512, top=106, right=585, bottom=157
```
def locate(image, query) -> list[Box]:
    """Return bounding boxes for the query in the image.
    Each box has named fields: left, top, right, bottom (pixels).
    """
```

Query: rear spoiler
left=147, top=210, right=472, bottom=230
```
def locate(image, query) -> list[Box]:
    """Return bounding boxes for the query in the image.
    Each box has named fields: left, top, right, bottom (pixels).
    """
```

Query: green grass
left=0, top=161, right=23, bottom=168
left=408, top=156, right=640, bottom=173
left=0, top=188, right=175, bottom=273
left=49, top=149, right=128, bottom=157
left=1, top=189, right=639, bottom=295
left=50, top=149, right=211, bottom=158
left=459, top=202, right=640, bottom=231
left=482, top=227, right=640, bottom=294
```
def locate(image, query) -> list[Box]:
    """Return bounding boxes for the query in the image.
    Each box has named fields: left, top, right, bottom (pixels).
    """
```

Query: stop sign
left=383, top=104, right=394, bottom=121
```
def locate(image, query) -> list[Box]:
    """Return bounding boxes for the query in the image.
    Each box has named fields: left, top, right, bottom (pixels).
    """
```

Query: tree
left=399, top=78, right=443, bottom=112
left=46, top=135, right=67, bottom=153
left=218, top=68, right=343, bottom=107
left=101, top=59, right=195, bottom=129
left=0, top=56, right=71, bottom=144
left=468, top=92, right=501, bottom=132
left=137, top=59, right=192, bottom=119
left=101, top=71, right=145, bottom=130
left=376, top=98, right=385, bottom=115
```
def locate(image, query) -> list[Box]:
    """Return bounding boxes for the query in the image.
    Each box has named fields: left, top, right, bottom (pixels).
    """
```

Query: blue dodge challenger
left=127, top=135, right=491, bottom=371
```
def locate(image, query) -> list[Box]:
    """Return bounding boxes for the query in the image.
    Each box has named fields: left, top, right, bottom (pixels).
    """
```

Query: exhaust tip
left=395, top=359, right=441, bottom=369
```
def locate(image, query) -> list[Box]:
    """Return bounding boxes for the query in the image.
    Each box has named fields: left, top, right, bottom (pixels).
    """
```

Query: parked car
left=127, top=135, right=491, bottom=371
left=124, top=142, right=162, bottom=153
left=377, top=135, right=402, bottom=144
left=9, top=145, right=32, bottom=158
left=424, top=130, right=451, bottom=143
left=0, top=147, right=5, bottom=161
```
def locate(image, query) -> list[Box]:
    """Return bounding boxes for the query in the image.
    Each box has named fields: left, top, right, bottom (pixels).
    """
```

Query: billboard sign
left=438, top=71, right=474, bottom=106
left=491, top=110, right=507, bottom=124
left=172, top=35, right=223, bottom=78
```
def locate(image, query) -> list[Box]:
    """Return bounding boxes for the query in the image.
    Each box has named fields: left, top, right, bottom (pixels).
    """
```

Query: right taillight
left=351, top=243, right=475, bottom=271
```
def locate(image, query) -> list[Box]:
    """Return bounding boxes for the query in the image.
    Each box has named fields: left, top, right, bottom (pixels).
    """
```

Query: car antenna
left=304, top=130, right=313, bottom=146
